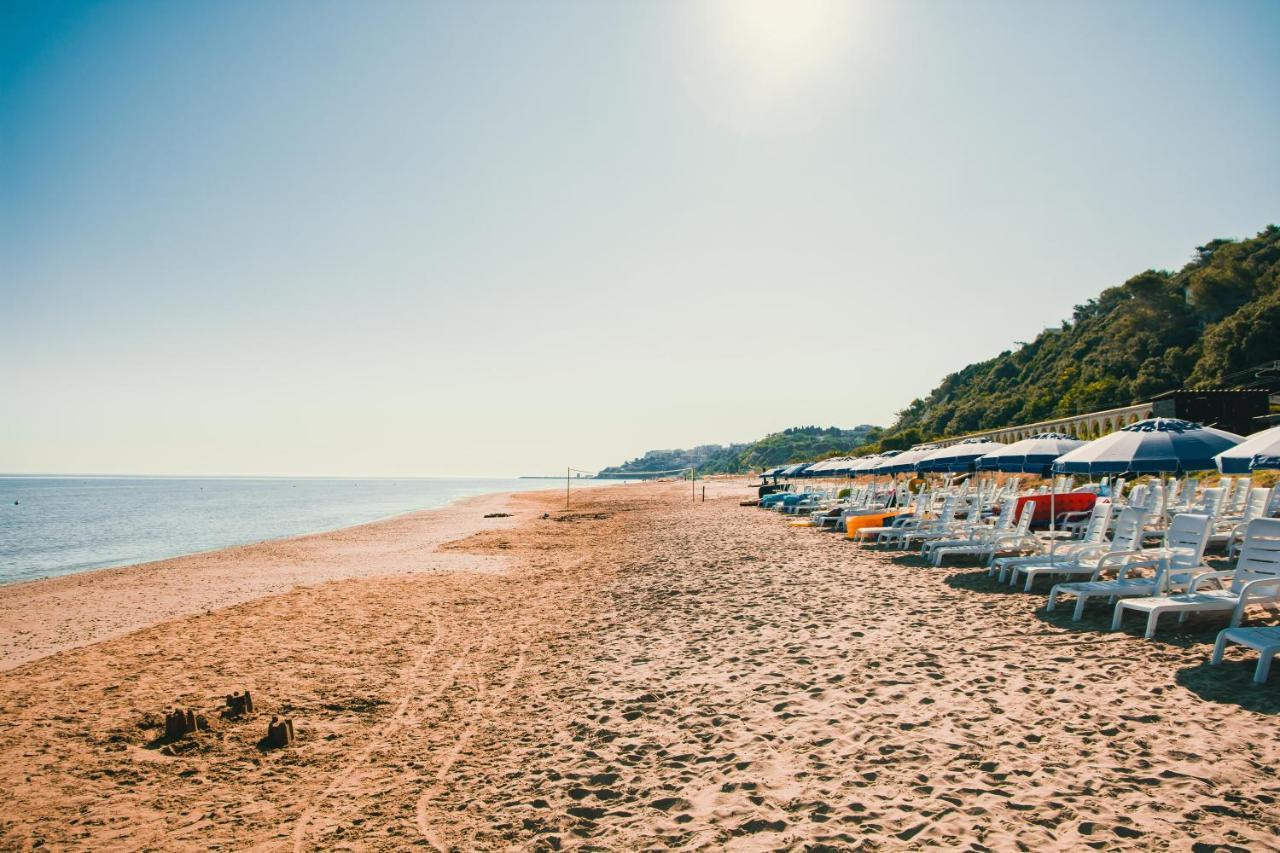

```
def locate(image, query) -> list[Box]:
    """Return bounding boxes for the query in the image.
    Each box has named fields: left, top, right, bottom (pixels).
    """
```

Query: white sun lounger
left=1012, top=508, right=1147, bottom=592
left=1112, top=518, right=1280, bottom=639
left=1046, top=513, right=1212, bottom=620
left=929, top=503, right=1036, bottom=566
left=1211, top=627, right=1280, bottom=683
left=990, top=501, right=1113, bottom=581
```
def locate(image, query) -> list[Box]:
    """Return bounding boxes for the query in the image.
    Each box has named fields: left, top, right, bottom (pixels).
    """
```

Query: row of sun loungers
left=757, top=476, right=1280, bottom=683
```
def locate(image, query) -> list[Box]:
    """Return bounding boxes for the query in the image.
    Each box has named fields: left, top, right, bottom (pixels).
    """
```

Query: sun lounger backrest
left=1240, top=488, right=1270, bottom=525
left=1164, top=514, right=1212, bottom=570
left=1199, top=487, right=1224, bottom=519
left=1127, top=484, right=1148, bottom=510
left=1220, top=476, right=1239, bottom=513
left=1014, top=502, right=1035, bottom=534
left=1083, top=501, right=1114, bottom=543
left=1178, top=478, right=1198, bottom=507
left=1110, top=508, right=1148, bottom=552
left=1266, top=485, right=1280, bottom=518
left=993, top=498, right=1017, bottom=529
left=1230, top=518, right=1280, bottom=592
left=1234, top=478, right=1250, bottom=514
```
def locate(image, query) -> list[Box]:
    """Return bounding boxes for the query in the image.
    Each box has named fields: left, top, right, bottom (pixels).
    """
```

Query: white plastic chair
left=1012, top=508, right=1148, bottom=592
left=990, top=501, right=1114, bottom=581
left=1046, top=513, right=1213, bottom=620
left=1111, top=518, right=1280, bottom=639
left=1211, top=627, right=1280, bottom=684
left=1220, top=487, right=1274, bottom=557
left=930, top=503, right=1036, bottom=566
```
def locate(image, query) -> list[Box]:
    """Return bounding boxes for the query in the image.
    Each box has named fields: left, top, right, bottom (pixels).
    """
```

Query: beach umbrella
left=1052, top=418, right=1244, bottom=476
left=915, top=438, right=1007, bottom=473
left=1253, top=453, right=1280, bottom=471
left=874, top=446, right=934, bottom=475
left=843, top=454, right=876, bottom=474
left=1054, top=418, right=1245, bottom=536
left=976, top=432, right=1085, bottom=475
left=812, top=456, right=855, bottom=475
left=972, top=432, right=1081, bottom=544
left=830, top=456, right=861, bottom=475
left=1214, top=425, right=1280, bottom=474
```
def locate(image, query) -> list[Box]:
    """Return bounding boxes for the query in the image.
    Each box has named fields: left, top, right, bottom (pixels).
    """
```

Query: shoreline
left=1, top=475, right=627, bottom=588
left=0, top=483, right=608, bottom=672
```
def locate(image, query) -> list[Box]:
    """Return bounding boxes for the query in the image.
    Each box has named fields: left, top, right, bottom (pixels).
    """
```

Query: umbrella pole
left=1160, top=473, right=1171, bottom=536
left=1048, top=470, right=1057, bottom=562
left=1159, top=472, right=1172, bottom=588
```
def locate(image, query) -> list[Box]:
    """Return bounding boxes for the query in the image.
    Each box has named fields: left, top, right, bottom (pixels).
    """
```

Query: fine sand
left=1, top=480, right=1278, bottom=850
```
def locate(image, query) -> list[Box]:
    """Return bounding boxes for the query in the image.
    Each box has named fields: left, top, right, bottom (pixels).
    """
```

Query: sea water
left=0, top=476, right=618, bottom=585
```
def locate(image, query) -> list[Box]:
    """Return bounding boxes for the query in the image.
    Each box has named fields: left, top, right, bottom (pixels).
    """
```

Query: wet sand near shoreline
left=1, top=480, right=1278, bottom=850
left=0, top=491, right=523, bottom=672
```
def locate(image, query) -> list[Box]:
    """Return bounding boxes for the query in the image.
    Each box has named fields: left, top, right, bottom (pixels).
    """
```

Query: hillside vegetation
left=598, top=426, right=878, bottom=477
left=867, top=225, right=1280, bottom=451
left=602, top=226, right=1278, bottom=473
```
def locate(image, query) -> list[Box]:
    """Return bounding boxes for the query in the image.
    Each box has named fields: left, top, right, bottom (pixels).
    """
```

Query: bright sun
left=695, top=0, right=867, bottom=130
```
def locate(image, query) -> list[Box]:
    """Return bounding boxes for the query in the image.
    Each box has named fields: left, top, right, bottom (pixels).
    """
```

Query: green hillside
left=601, top=226, right=1277, bottom=473
left=598, top=425, right=879, bottom=477
left=868, top=225, right=1280, bottom=450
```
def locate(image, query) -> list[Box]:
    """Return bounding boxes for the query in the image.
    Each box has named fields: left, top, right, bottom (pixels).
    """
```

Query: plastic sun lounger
left=1112, top=518, right=1280, bottom=639
left=1045, top=514, right=1212, bottom=620
left=1012, top=508, right=1147, bottom=592
left=1212, top=627, right=1280, bottom=683
left=990, top=502, right=1114, bottom=581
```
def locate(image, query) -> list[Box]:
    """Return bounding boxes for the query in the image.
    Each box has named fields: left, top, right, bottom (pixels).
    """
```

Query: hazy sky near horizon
left=3, top=0, right=1278, bottom=477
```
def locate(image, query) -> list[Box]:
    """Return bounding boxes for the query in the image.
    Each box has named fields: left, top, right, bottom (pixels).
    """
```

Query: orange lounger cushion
left=845, top=512, right=900, bottom=538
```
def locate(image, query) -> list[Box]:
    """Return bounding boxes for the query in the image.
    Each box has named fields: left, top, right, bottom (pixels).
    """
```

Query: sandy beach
left=1, top=479, right=1278, bottom=850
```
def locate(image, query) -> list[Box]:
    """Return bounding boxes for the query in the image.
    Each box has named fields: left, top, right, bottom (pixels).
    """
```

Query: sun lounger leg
left=1111, top=602, right=1127, bottom=632
left=1072, top=594, right=1088, bottom=621
left=1211, top=630, right=1228, bottom=666
left=1257, top=651, right=1275, bottom=684
left=1046, top=586, right=1059, bottom=612
left=1145, top=609, right=1162, bottom=639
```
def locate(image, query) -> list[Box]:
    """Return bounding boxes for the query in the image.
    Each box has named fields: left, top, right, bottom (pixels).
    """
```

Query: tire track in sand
left=414, top=642, right=529, bottom=851
left=289, top=618, right=468, bottom=852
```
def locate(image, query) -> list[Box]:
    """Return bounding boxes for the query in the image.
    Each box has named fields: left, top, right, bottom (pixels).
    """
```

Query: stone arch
left=1103, top=418, right=1114, bottom=434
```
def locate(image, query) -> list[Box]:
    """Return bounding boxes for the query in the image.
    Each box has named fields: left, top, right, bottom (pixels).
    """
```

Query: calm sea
left=0, top=476, right=618, bottom=586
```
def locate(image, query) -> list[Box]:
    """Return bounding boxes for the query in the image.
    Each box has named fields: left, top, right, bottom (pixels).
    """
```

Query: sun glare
left=694, top=0, right=867, bottom=131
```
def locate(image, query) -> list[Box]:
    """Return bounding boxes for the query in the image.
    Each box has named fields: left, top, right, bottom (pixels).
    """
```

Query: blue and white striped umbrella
left=916, top=439, right=1007, bottom=473
left=846, top=454, right=884, bottom=475
left=1053, top=418, right=1243, bottom=475
left=1214, top=425, right=1280, bottom=474
left=807, top=456, right=855, bottom=475
left=976, top=432, right=1085, bottom=474
left=872, top=446, right=935, bottom=475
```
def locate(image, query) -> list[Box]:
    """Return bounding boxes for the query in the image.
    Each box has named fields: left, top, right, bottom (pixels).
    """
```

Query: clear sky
left=2, top=0, right=1278, bottom=477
